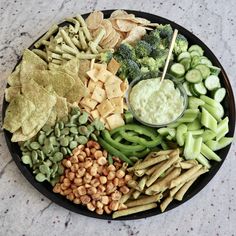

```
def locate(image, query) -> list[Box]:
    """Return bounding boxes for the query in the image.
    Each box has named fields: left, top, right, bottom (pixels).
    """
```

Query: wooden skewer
left=160, top=29, right=178, bottom=84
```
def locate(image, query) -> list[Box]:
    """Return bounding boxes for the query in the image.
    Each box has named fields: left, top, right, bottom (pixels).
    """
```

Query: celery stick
left=201, top=108, right=217, bottom=132
left=188, top=129, right=204, bottom=136
left=216, top=117, right=229, bottom=140
left=206, top=137, right=233, bottom=151
left=187, top=119, right=202, bottom=131
left=184, top=132, right=195, bottom=159
left=202, top=129, right=216, bottom=142
left=201, top=143, right=221, bottom=162
left=157, top=128, right=169, bottom=136
left=178, top=109, right=199, bottom=123
left=176, top=124, right=188, bottom=146
left=196, top=154, right=211, bottom=168
left=201, top=103, right=223, bottom=121
left=200, top=95, right=221, bottom=108
left=188, top=97, right=205, bottom=109
left=193, top=137, right=202, bottom=158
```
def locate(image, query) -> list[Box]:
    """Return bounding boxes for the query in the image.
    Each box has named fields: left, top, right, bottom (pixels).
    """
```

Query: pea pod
left=101, top=130, right=145, bottom=152
left=98, top=137, right=133, bottom=165
left=119, top=131, right=162, bottom=148
left=124, top=148, right=151, bottom=158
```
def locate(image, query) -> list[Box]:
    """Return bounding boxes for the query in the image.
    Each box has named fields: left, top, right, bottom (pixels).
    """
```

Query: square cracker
left=107, top=58, right=120, bottom=75
left=97, top=68, right=114, bottom=83
left=97, top=99, right=114, bottom=117
left=105, top=81, right=123, bottom=99
left=93, top=63, right=107, bottom=71
left=80, top=97, right=98, bottom=110
left=87, top=69, right=98, bottom=82
left=106, top=114, right=125, bottom=130
left=88, top=79, right=97, bottom=92
left=109, top=97, right=123, bottom=113
left=90, top=109, right=100, bottom=120
left=91, top=86, right=106, bottom=103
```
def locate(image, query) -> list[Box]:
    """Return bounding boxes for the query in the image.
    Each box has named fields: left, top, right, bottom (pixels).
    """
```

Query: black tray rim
left=2, top=9, right=235, bottom=221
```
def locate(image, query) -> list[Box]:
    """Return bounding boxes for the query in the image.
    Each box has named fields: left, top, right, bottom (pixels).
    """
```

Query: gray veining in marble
left=0, top=0, right=235, bottom=235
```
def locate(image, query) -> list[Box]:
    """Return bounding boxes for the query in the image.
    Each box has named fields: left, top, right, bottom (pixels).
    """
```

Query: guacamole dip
left=129, top=78, right=184, bottom=125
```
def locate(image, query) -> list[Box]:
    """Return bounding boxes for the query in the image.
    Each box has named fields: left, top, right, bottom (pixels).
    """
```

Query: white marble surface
left=0, top=0, right=236, bottom=235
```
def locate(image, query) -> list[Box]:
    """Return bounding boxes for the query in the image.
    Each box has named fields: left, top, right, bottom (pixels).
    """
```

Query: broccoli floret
left=143, top=33, right=161, bottom=49
left=100, top=51, right=113, bottom=63
left=134, top=40, right=152, bottom=58
left=158, top=24, right=173, bottom=40
left=138, top=57, right=160, bottom=72
left=115, top=43, right=136, bottom=61
left=174, top=34, right=188, bottom=56
left=118, top=59, right=140, bottom=80
left=150, top=48, right=168, bottom=60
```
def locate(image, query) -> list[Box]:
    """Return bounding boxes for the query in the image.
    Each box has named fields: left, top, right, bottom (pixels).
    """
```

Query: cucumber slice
left=188, top=45, right=204, bottom=56
left=204, top=75, right=220, bottom=91
left=180, top=58, right=191, bottom=71
left=192, top=137, right=203, bottom=158
left=178, top=109, right=199, bottom=123
left=189, top=84, right=200, bottom=97
left=212, top=88, right=226, bottom=103
left=177, top=52, right=191, bottom=62
left=191, top=56, right=201, bottom=68
left=200, top=95, right=221, bottom=108
left=193, top=82, right=207, bottom=95
left=208, top=65, right=221, bottom=76
left=195, top=64, right=211, bottom=79
left=190, top=51, right=201, bottom=58
left=188, top=96, right=205, bottom=109
left=185, top=69, right=202, bottom=83
left=170, top=63, right=185, bottom=78
left=183, top=82, right=193, bottom=96
left=199, top=57, right=212, bottom=67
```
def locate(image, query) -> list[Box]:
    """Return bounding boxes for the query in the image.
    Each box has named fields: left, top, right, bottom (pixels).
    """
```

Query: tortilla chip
left=80, top=97, right=98, bottom=110
left=91, top=86, right=106, bottom=103
left=103, top=32, right=120, bottom=49
left=122, top=26, right=146, bottom=45
left=105, top=81, right=123, bottom=99
left=56, top=58, right=80, bottom=77
left=7, top=64, right=21, bottom=86
left=3, top=94, right=36, bottom=133
left=96, top=99, right=114, bottom=117
left=5, top=86, right=21, bottom=102
left=109, top=97, right=123, bottom=114
left=116, top=19, right=137, bottom=32
left=11, top=127, right=37, bottom=142
left=45, top=109, right=57, bottom=127
left=107, top=58, right=120, bottom=75
left=54, top=96, right=69, bottom=120
left=106, top=113, right=125, bottom=130
left=21, top=80, right=56, bottom=136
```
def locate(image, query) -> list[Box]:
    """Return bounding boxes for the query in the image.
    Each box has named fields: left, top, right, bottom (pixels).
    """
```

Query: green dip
left=129, top=78, right=184, bottom=125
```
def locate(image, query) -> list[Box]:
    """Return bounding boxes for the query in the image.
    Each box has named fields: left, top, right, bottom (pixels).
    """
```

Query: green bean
left=32, top=49, right=48, bottom=61
left=98, top=137, right=133, bottom=165
left=101, top=130, right=145, bottom=152
left=108, top=154, right=113, bottom=165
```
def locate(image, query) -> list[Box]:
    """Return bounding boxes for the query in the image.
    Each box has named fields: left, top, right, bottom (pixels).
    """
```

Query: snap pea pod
left=98, top=137, right=133, bottom=165
left=101, top=130, right=146, bottom=152
left=119, top=131, right=162, bottom=148
left=110, top=124, right=157, bottom=140
left=124, top=148, right=151, bottom=158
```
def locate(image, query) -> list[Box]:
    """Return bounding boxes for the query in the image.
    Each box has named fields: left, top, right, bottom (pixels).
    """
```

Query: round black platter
left=2, top=10, right=235, bottom=220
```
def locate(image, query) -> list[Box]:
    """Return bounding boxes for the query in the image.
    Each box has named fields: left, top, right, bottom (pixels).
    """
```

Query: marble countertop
left=0, top=0, right=235, bottom=235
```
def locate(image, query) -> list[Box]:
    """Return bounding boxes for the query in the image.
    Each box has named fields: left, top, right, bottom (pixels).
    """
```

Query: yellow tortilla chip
left=91, top=86, right=106, bottom=103
left=109, top=97, right=124, bottom=113
left=107, top=58, right=120, bottom=75
left=80, top=97, right=98, bottom=110
left=105, top=81, right=123, bottom=99
left=106, top=114, right=125, bottom=130
left=5, top=86, right=21, bottom=102
left=116, top=19, right=137, bottom=32
left=97, top=99, right=114, bottom=117
left=87, top=69, right=99, bottom=82
left=86, top=11, right=104, bottom=30
left=7, top=64, right=21, bottom=86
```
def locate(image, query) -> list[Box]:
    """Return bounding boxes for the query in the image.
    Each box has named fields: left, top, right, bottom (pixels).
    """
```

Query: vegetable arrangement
left=2, top=10, right=234, bottom=219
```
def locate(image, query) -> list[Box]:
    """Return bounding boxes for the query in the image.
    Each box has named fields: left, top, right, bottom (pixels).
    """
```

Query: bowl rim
left=125, top=72, right=188, bottom=127
left=2, top=9, right=235, bottom=221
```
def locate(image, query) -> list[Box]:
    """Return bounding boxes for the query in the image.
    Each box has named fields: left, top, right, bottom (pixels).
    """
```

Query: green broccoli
left=150, top=48, right=168, bottom=60
left=115, top=43, right=136, bottom=61
left=157, top=24, right=173, bottom=40
left=134, top=40, right=152, bottom=58
left=138, top=57, right=160, bottom=72
left=100, top=51, right=113, bottom=63
left=118, top=59, right=140, bottom=80
left=143, top=33, right=161, bottom=49
left=173, top=34, right=188, bottom=56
